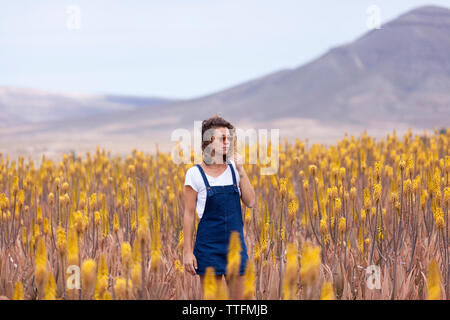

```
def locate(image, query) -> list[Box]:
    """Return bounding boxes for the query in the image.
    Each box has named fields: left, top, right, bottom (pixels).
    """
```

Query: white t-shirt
left=184, top=160, right=241, bottom=219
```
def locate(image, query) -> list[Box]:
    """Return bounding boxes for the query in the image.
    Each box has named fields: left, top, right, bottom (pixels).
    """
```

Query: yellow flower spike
left=131, top=263, right=142, bottom=289
left=281, top=227, right=286, bottom=241
left=43, top=218, right=50, bottom=236
left=81, top=259, right=97, bottom=299
left=174, top=259, right=184, bottom=274
left=363, top=188, right=371, bottom=210
left=21, top=227, right=27, bottom=249
left=373, top=183, right=382, bottom=202
left=279, top=177, right=288, bottom=197
left=358, top=228, right=364, bottom=254
left=245, top=207, right=252, bottom=223
left=48, top=192, right=55, bottom=206
left=427, top=260, right=442, bottom=300
left=334, top=197, right=342, bottom=213
left=35, top=237, right=48, bottom=297
left=103, top=290, right=112, bottom=300
left=56, top=225, right=66, bottom=257
left=74, top=210, right=84, bottom=235
left=113, top=213, right=119, bottom=234
left=67, top=228, right=79, bottom=266
left=36, top=206, right=43, bottom=225
left=320, top=281, right=335, bottom=300
left=114, top=277, right=127, bottom=300
left=121, top=242, right=132, bottom=273
left=288, top=198, right=299, bottom=222
left=377, top=226, right=384, bottom=241
left=226, top=231, right=242, bottom=280
left=94, top=253, right=109, bottom=299
left=94, top=211, right=101, bottom=227
left=151, top=249, right=162, bottom=272
left=13, top=281, right=24, bottom=300
left=309, top=165, right=317, bottom=177
left=254, top=242, right=261, bottom=262
left=12, top=175, right=19, bottom=194
left=44, top=273, right=57, bottom=300
left=178, top=230, right=184, bottom=250
left=203, top=267, right=218, bottom=300
left=338, top=217, right=346, bottom=235
left=299, top=241, right=321, bottom=286
left=283, top=242, right=299, bottom=300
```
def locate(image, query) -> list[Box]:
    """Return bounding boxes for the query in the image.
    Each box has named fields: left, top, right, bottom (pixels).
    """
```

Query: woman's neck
left=202, top=155, right=227, bottom=167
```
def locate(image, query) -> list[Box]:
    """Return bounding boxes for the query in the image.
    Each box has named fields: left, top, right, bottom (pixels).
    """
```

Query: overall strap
left=196, top=164, right=211, bottom=190
left=228, top=160, right=237, bottom=186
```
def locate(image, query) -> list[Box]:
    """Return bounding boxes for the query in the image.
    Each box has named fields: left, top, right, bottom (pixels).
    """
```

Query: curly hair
left=201, top=115, right=235, bottom=162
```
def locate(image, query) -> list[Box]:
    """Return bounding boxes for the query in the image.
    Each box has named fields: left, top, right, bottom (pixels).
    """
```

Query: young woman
left=183, top=115, right=256, bottom=299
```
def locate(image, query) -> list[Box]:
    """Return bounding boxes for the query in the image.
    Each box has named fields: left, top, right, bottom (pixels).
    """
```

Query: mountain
left=1, top=5, right=449, bottom=161
left=153, top=4, right=450, bottom=128
left=0, top=86, right=174, bottom=124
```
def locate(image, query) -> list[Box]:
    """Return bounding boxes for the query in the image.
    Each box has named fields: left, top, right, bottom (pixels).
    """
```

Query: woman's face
left=210, top=127, right=232, bottom=159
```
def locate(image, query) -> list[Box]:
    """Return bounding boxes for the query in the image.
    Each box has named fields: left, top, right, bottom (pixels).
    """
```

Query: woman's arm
left=234, top=152, right=256, bottom=208
left=183, top=185, right=198, bottom=275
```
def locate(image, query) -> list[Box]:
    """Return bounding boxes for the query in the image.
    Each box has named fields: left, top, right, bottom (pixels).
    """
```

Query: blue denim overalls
left=193, top=160, right=249, bottom=276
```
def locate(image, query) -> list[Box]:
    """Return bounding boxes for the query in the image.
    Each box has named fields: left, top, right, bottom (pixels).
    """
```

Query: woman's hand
left=233, top=151, right=244, bottom=174
left=183, top=250, right=198, bottom=276
left=233, top=151, right=256, bottom=208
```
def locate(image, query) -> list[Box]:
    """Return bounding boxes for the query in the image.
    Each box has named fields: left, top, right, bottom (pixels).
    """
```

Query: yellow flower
left=399, top=160, right=406, bottom=171
left=320, top=218, right=328, bottom=234
left=338, top=217, right=346, bottom=234
left=113, top=213, right=119, bottom=233
left=81, top=259, right=97, bottom=299
left=283, top=242, right=299, bottom=300
left=300, top=241, right=321, bottom=285
left=203, top=267, right=218, bottom=300
left=334, top=197, right=342, bottom=213
left=178, top=230, right=184, bottom=250
left=226, top=231, right=242, bottom=279
left=95, top=254, right=109, bottom=300
left=279, top=178, right=288, bottom=197
left=44, top=273, right=56, bottom=300
left=288, top=198, right=299, bottom=221
left=254, top=242, right=261, bottom=262
left=48, top=192, right=54, bottom=206
left=114, top=277, right=127, bottom=300
left=245, top=207, right=252, bottom=223
left=56, top=225, right=66, bottom=257
left=131, top=263, right=141, bottom=289
left=377, top=226, right=384, bottom=241
left=13, top=281, right=24, bottom=300
left=174, top=259, right=184, bottom=274
left=427, top=260, right=441, bottom=300
left=373, top=183, right=382, bottom=202
left=121, top=242, right=132, bottom=274
left=309, top=165, right=317, bottom=177
left=35, top=237, right=48, bottom=296
left=36, top=206, right=43, bottom=225
left=151, top=249, right=162, bottom=272
left=360, top=209, right=366, bottom=223
left=320, top=281, right=335, bottom=300
left=67, top=228, right=79, bottom=266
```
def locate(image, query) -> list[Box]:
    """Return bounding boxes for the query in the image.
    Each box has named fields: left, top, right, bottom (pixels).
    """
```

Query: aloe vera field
left=0, top=128, right=449, bottom=300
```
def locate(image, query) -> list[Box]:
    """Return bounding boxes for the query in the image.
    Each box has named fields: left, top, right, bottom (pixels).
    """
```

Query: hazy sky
left=1, top=0, right=449, bottom=99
